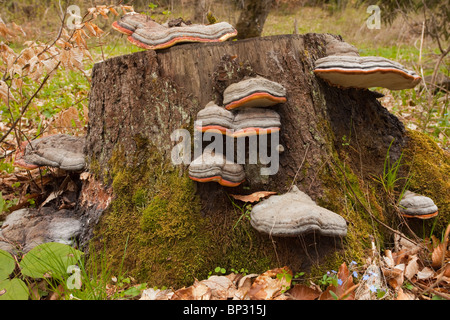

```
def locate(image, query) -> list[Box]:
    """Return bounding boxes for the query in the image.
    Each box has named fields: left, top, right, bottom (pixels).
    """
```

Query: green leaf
left=329, top=290, right=339, bottom=300
left=0, top=278, right=29, bottom=300
left=0, top=192, right=6, bottom=214
left=19, top=242, right=83, bottom=279
left=0, top=249, right=15, bottom=280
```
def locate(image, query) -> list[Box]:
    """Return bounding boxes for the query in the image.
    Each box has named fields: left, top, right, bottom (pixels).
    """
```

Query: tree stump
left=81, top=33, right=416, bottom=286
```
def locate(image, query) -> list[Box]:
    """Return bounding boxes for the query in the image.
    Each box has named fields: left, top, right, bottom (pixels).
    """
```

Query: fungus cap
left=112, top=12, right=162, bottom=35
left=188, top=150, right=245, bottom=187
left=14, top=134, right=85, bottom=171
left=195, top=101, right=281, bottom=137
left=399, top=190, right=438, bottom=219
left=128, top=21, right=237, bottom=50
left=250, top=186, right=347, bottom=237
left=223, top=76, right=287, bottom=110
left=314, top=56, right=421, bottom=90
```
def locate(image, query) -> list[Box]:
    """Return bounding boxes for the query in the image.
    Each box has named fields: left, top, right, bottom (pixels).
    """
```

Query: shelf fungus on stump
left=323, top=36, right=359, bottom=57
left=114, top=13, right=237, bottom=50
left=250, top=186, right=348, bottom=237
left=223, top=76, right=287, bottom=110
left=112, top=12, right=162, bottom=35
left=195, top=101, right=281, bottom=137
left=398, top=190, right=439, bottom=219
left=14, top=134, right=86, bottom=171
left=188, top=151, right=245, bottom=187
left=313, top=56, right=421, bottom=90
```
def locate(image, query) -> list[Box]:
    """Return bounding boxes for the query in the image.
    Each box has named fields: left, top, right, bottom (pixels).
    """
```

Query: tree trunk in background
left=81, top=34, right=410, bottom=286
left=235, top=0, right=275, bottom=39
left=193, top=0, right=208, bottom=23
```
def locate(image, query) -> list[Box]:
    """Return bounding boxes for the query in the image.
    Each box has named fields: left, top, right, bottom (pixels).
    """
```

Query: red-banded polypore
left=188, top=150, right=245, bottom=187
left=195, top=101, right=281, bottom=137
left=398, top=190, right=439, bottom=219
left=14, top=134, right=86, bottom=171
left=250, top=186, right=348, bottom=237
left=314, top=56, right=421, bottom=90
left=112, top=12, right=162, bottom=35
left=126, top=21, right=237, bottom=50
left=223, top=76, right=287, bottom=110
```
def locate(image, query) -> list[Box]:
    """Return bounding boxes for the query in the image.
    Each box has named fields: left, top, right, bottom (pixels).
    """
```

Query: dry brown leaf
left=395, top=287, right=415, bottom=300
left=0, top=80, right=16, bottom=103
left=383, top=250, right=395, bottom=268
left=48, top=106, right=87, bottom=135
left=233, top=274, right=258, bottom=300
left=140, top=288, right=174, bottom=300
left=431, top=224, right=450, bottom=268
left=319, top=262, right=357, bottom=300
left=444, top=263, right=450, bottom=278
left=171, top=281, right=211, bottom=300
left=248, top=267, right=292, bottom=300
left=287, top=284, right=321, bottom=300
left=230, top=191, right=277, bottom=203
left=417, top=267, right=435, bottom=280
left=110, top=7, right=119, bottom=16
left=404, top=255, right=420, bottom=280
left=383, top=264, right=405, bottom=290
left=199, top=275, right=236, bottom=300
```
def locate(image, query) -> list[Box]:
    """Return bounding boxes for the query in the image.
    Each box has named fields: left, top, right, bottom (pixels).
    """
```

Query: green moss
left=402, top=130, right=450, bottom=236
left=92, top=136, right=277, bottom=288
left=312, top=148, right=386, bottom=277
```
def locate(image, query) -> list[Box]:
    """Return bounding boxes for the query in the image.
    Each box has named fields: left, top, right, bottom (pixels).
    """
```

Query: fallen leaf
left=417, top=267, right=435, bottom=280
left=404, top=255, right=419, bottom=280
left=171, top=281, right=211, bottom=300
left=431, top=224, right=449, bottom=268
left=199, top=275, right=236, bottom=300
left=230, top=191, right=277, bottom=203
left=383, top=264, right=405, bottom=290
left=383, top=250, right=395, bottom=268
left=287, top=284, right=320, bottom=300
left=233, top=274, right=258, bottom=300
left=444, top=263, right=450, bottom=278
left=140, top=288, right=174, bottom=300
left=396, top=287, right=415, bottom=300
left=248, top=267, right=291, bottom=300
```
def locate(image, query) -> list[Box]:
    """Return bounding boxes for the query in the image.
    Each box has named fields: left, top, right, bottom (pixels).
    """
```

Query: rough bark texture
left=87, top=34, right=405, bottom=196
left=83, top=34, right=409, bottom=286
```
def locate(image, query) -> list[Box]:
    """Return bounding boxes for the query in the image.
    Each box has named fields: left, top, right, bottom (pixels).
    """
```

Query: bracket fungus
left=314, top=56, right=421, bottom=90
left=195, top=101, right=281, bottom=137
left=399, top=191, right=439, bottom=219
left=250, top=186, right=348, bottom=237
left=223, top=76, right=287, bottom=110
left=14, top=134, right=85, bottom=171
left=324, top=37, right=359, bottom=57
left=188, top=151, right=245, bottom=187
left=112, top=12, right=162, bottom=35
left=126, top=21, right=237, bottom=50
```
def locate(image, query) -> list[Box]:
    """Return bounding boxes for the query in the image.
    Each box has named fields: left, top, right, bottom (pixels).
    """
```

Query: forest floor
left=0, top=2, right=448, bottom=300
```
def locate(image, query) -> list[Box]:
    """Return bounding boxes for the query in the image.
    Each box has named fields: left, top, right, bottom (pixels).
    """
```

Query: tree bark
left=82, top=34, right=408, bottom=284
left=235, top=0, right=275, bottom=39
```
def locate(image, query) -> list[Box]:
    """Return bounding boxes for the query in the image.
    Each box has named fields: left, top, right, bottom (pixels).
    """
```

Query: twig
left=0, top=62, right=61, bottom=145
left=289, top=143, right=310, bottom=191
